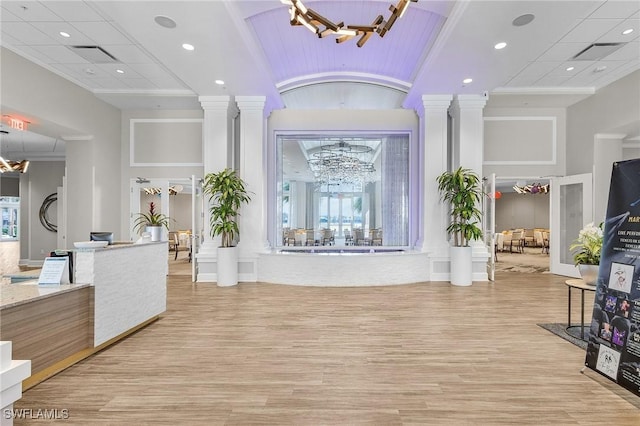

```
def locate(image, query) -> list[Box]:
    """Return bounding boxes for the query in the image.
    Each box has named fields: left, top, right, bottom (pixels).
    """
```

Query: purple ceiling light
left=281, top=0, right=419, bottom=47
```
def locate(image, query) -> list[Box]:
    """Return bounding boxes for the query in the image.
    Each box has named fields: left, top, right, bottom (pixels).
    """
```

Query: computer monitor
left=90, top=232, right=114, bottom=245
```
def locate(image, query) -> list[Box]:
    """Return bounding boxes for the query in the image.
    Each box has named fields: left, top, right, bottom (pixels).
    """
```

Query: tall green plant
left=436, top=167, right=483, bottom=247
left=202, top=168, right=251, bottom=248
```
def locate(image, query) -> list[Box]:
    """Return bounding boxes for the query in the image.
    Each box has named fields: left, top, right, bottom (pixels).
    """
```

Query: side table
left=565, top=278, right=596, bottom=340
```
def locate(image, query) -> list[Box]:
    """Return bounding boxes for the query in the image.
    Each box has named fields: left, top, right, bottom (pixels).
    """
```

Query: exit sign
left=9, top=118, right=26, bottom=131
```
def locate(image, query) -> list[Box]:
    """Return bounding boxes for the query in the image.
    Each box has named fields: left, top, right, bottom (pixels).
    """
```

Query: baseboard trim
left=22, top=316, right=159, bottom=391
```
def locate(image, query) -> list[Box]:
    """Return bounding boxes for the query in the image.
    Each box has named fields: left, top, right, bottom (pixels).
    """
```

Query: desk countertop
left=0, top=279, right=90, bottom=309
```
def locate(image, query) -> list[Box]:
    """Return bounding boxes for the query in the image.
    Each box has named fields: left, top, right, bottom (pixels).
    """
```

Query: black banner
left=585, top=158, right=640, bottom=396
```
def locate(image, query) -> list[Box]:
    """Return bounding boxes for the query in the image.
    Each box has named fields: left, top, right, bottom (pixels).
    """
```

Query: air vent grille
left=571, top=43, right=626, bottom=61
left=69, top=45, right=119, bottom=63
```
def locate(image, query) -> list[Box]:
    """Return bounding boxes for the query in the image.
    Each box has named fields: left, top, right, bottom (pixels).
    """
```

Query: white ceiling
left=1, top=0, right=639, bottom=160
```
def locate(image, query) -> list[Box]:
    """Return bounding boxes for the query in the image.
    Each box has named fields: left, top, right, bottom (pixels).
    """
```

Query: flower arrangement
left=569, top=222, right=603, bottom=265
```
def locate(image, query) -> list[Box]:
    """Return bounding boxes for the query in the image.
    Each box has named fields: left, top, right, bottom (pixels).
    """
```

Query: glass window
left=0, top=197, right=20, bottom=241
left=276, top=134, right=410, bottom=247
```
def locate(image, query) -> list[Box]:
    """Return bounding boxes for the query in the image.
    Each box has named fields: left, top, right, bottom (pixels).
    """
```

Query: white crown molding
left=277, top=72, right=411, bottom=93
left=491, top=87, right=596, bottom=95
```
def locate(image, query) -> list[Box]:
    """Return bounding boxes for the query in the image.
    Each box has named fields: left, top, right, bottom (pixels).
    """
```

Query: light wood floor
left=14, top=271, right=640, bottom=425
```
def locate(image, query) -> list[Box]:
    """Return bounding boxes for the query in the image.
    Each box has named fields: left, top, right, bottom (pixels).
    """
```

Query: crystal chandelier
left=307, top=140, right=376, bottom=186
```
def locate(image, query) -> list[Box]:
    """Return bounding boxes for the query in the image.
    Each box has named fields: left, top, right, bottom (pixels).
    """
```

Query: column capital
left=199, top=95, right=232, bottom=110
left=236, top=96, right=266, bottom=111
left=421, top=94, right=453, bottom=110
left=452, top=94, right=487, bottom=109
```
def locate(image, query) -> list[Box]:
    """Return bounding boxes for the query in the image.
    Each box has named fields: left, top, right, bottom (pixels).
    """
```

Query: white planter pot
left=217, top=246, right=239, bottom=287
left=450, top=246, right=473, bottom=286
left=578, top=264, right=599, bottom=285
left=146, top=225, right=163, bottom=242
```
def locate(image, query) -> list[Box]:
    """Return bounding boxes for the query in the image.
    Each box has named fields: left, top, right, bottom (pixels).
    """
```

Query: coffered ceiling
left=1, top=0, right=639, bottom=159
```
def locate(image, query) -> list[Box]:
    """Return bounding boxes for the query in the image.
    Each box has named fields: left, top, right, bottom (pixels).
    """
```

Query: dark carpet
left=538, top=323, right=588, bottom=350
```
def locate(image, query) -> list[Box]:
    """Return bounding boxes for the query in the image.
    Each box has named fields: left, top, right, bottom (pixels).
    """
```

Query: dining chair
left=542, top=231, right=550, bottom=254
left=344, top=229, right=353, bottom=246
left=169, top=232, right=180, bottom=260
left=371, top=228, right=382, bottom=246
left=510, top=230, right=524, bottom=253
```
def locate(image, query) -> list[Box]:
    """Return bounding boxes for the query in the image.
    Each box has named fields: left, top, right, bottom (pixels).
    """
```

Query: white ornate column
left=420, top=95, right=453, bottom=259
left=594, top=133, right=625, bottom=224
left=236, top=96, right=267, bottom=282
left=451, top=94, right=486, bottom=172
left=197, top=96, right=236, bottom=281
left=450, top=94, right=489, bottom=281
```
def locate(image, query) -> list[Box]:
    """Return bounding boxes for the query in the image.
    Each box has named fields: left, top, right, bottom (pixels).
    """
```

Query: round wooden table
left=565, top=279, right=597, bottom=340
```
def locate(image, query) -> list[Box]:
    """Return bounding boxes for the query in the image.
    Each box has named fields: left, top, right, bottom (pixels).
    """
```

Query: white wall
left=495, top=192, right=550, bottom=232
left=567, top=71, right=640, bottom=223
left=121, top=110, right=203, bottom=238
left=566, top=70, right=640, bottom=175
left=483, top=107, right=566, bottom=180
left=0, top=175, right=20, bottom=196
left=1, top=47, right=121, bottom=253
left=624, top=147, right=640, bottom=160
left=18, top=161, right=65, bottom=263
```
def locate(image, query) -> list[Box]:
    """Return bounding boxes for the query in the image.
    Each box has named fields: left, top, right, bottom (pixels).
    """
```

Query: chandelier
left=307, top=140, right=376, bottom=186
left=143, top=185, right=184, bottom=196
left=513, top=183, right=549, bottom=194
left=0, top=157, right=29, bottom=173
left=281, top=0, right=418, bottom=47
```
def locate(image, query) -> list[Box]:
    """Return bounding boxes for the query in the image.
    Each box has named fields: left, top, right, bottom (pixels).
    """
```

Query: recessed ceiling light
left=215, top=80, right=225, bottom=85
left=594, top=65, right=607, bottom=73
left=154, top=15, right=177, bottom=29
left=622, top=28, right=634, bottom=35
left=494, top=42, right=507, bottom=50
left=182, top=43, right=194, bottom=51
left=116, top=69, right=124, bottom=74
left=59, top=31, right=70, bottom=38
left=84, top=68, right=95, bottom=75
left=512, top=14, right=535, bottom=27
left=463, top=78, right=473, bottom=84
left=566, top=66, right=575, bottom=71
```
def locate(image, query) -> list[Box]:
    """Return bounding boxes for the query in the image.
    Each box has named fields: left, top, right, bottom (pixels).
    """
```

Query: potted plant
left=202, top=168, right=251, bottom=286
left=436, top=167, right=484, bottom=286
left=569, top=222, right=603, bottom=285
left=133, top=201, right=171, bottom=242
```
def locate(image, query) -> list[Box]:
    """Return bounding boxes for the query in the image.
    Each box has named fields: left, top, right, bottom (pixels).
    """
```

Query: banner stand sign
left=585, top=158, right=640, bottom=397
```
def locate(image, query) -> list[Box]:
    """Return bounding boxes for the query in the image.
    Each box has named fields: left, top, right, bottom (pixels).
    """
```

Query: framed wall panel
left=130, top=119, right=203, bottom=166
left=483, top=117, right=556, bottom=165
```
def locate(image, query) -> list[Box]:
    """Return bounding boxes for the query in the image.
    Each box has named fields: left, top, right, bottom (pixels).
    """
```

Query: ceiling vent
left=69, top=45, right=119, bottom=63
left=571, top=43, right=626, bottom=61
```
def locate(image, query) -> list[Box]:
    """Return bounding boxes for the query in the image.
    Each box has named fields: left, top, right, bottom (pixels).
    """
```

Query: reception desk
left=0, top=241, right=167, bottom=389
left=75, top=242, right=167, bottom=346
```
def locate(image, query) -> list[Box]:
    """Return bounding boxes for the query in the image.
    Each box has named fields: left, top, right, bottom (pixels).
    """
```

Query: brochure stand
left=38, top=257, right=70, bottom=285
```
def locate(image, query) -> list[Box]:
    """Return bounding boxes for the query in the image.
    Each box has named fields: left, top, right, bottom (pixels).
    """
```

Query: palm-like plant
left=133, top=201, right=171, bottom=234
left=436, top=167, right=484, bottom=247
left=203, top=168, right=251, bottom=248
